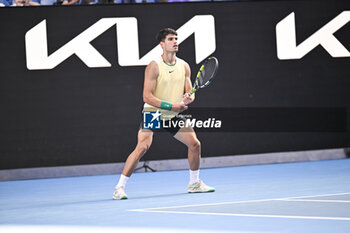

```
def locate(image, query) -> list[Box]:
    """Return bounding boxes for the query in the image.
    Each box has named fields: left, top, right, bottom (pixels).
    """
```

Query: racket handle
left=181, top=92, right=194, bottom=105
left=189, top=88, right=197, bottom=95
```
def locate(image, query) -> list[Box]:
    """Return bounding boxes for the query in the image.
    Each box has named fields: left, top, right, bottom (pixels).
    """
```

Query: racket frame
left=189, top=56, right=218, bottom=95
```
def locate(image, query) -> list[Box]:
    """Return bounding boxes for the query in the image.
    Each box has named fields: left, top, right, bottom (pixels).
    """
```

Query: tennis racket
left=189, top=56, right=219, bottom=96
left=181, top=57, right=218, bottom=105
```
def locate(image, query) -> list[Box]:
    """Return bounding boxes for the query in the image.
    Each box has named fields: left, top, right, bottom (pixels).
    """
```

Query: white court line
left=285, top=192, right=350, bottom=199
left=283, top=199, right=350, bottom=203
left=0, top=225, right=237, bottom=233
left=129, top=192, right=350, bottom=221
left=130, top=192, right=350, bottom=211
left=132, top=209, right=350, bottom=221
left=130, top=198, right=282, bottom=211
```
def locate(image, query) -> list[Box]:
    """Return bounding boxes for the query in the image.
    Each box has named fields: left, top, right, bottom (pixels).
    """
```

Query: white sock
left=189, top=169, right=200, bottom=184
left=116, top=174, right=129, bottom=188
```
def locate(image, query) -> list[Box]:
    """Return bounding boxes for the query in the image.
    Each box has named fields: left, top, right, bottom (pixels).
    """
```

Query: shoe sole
left=188, top=189, right=215, bottom=193
left=113, top=196, right=128, bottom=200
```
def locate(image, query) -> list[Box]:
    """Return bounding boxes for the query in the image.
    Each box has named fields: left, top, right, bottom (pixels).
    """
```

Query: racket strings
left=198, top=59, right=217, bottom=87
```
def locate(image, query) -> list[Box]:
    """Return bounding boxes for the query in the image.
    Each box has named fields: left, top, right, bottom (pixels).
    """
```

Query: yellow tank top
left=144, top=56, right=186, bottom=120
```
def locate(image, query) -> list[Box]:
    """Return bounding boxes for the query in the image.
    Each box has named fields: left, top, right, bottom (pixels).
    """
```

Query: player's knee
left=137, top=143, right=150, bottom=155
left=189, top=139, right=201, bottom=151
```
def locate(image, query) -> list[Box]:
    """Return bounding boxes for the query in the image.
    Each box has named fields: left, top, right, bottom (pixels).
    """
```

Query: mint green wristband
left=160, top=101, right=172, bottom=111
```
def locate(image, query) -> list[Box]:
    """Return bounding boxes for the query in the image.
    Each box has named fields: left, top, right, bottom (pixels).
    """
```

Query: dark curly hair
left=156, top=28, right=177, bottom=43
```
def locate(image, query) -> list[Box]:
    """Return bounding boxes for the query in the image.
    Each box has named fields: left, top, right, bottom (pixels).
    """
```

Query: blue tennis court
left=1, top=159, right=350, bottom=233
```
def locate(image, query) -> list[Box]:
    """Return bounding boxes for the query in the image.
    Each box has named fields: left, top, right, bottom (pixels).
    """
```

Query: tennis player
left=113, top=28, right=215, bottom=200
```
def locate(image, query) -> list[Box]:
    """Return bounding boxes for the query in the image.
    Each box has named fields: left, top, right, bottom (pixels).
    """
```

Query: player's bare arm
left=182, top=61, right=194, bottom=105
left=143, top=61, right=161, bottom=107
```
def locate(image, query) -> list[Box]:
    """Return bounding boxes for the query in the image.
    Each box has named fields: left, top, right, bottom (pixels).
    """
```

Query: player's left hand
left=182, top=93, right=194, bottom=105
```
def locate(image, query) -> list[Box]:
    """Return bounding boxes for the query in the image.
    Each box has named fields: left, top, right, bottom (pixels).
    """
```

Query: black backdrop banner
left=0, top=0, right=349, bottom=169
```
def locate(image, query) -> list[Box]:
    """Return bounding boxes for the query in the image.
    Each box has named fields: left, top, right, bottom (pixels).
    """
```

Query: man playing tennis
left=113, top=28, right=215, bottom=200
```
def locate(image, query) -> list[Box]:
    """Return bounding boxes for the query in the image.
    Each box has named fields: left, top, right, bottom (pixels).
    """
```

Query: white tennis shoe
left=187, top=180, right=215, bottom=193
left=113, top=186, right=128, bottom=200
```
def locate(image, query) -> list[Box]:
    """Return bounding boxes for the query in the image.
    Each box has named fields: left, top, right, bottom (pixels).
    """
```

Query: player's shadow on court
left=130, top=192, right=187, bottom=200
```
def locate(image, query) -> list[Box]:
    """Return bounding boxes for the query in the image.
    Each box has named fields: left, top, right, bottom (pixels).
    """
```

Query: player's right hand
left=171, top=102, right=188, bottom=112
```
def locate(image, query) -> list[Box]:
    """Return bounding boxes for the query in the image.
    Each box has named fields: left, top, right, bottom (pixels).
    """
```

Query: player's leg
left=122, top=128, right=153, bottom=177
left=113, top=128, right=153, bottom=200
left=174, top=126, right=215, bottom=193
left=174, top=126, right=201, bottom=170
